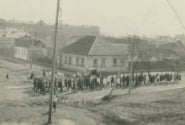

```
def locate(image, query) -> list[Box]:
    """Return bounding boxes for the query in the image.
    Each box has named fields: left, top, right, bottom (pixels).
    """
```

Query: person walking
left=6, top=73, right=9, bottom=80
left=53, top=95, right=58, bottom=113
left=43, top=70, right=46, bottom=77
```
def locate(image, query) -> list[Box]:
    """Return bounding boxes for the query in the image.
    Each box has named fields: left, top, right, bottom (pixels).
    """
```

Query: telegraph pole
left=48, top=0, right=60, bottom=123
left=128, top=37, right=134, bottom=94
left=29, top=32, right=37, bottom=70
left=30, top=38, right=33, bottom=69
left=148, top=50, right=151, bottom=73
left=128, top=36, right=138, bottom=94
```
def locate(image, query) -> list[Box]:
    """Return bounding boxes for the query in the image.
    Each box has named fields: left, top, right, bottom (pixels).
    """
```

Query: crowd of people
left=30, top=70, right=182, bottom=95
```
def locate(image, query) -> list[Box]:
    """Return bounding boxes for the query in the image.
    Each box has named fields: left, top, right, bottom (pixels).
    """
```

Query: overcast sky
left=0, top=0, right=185, bottom=37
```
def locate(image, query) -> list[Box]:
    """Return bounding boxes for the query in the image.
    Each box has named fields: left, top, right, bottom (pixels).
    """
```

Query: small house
left=61, top=35, right=130, bottom=73
left=14, top=35, right=47, bottom=61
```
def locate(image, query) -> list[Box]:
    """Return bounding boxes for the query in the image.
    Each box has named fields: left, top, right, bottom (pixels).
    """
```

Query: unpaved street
left=1, top=60, right=185, bottom=125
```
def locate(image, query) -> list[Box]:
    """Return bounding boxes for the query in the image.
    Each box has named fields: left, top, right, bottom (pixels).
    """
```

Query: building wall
left=14, top=46, right=29, bottom=61
left=87, top=55, right=128, bottom=72
left=61, top=53, right=129, bottom=73
left=32, top=48, right=47, bottom=57
left=62, top=54, right=88, bottom=72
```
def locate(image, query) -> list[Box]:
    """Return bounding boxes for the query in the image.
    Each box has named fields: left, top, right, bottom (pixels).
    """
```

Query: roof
left=15, top=35, right=45, bottom=48
left=63, top=35, right=129, bottom=56
left=89, top=36, right=129, bottom=56
left=62, top=35, right=96, bottom=55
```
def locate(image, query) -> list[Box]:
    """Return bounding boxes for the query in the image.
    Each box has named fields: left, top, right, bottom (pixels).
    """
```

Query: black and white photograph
left=0, top=0, right=185, bottom=125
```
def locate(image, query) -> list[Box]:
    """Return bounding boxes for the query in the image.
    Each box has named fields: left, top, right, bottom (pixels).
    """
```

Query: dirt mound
left=26, top=97, right=48, bottom=106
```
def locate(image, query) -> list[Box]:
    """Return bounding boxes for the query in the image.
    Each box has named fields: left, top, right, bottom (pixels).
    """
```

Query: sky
left=0, top=0, right=185, bottom=37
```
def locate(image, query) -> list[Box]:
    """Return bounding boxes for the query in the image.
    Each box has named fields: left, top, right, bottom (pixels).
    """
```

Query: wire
left=166, top=0, right=185, bottom=32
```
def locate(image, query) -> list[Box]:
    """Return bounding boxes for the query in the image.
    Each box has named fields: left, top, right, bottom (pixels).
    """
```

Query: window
left=113, top=58, right=117, bottom=67
left=15, top=48, right=17, bottom=54
left=81, top=58, right=84, bottom=66
left=101, top=58, right=106, bottom=67
left=69, top=57, right=72, bottom=65
left=93, top=59, right=98, bottom=67
left=76, top=57, right=79, bottom=65
left=22, top=49, right=24, bottom=55
left=120, top=58, right=124, bottom=65
left=64, top=56, right=67, bottom=64
left=24, top=49, right=26, bottom=55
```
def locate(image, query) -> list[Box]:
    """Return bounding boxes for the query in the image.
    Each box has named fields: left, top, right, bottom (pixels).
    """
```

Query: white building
left=61, top=35, right=130, bottom=73
left=14, top=35, right=46, bottom=61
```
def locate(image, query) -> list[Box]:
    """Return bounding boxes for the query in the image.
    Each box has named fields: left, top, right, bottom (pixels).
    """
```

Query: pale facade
left=62, top=54, right=128, bottom=73
left=61, top=35, right=130, bottom=73
left=14, top=46, right=29, bottom=61
left=14, top=35, right=46, bottom=61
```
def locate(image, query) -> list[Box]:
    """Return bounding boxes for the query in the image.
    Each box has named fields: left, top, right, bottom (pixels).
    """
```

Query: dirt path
left=1, top=81, right=185, bottom=125
left=0, top=87, right=121, bottom=125
left=1, top=59, right=185, bottom=125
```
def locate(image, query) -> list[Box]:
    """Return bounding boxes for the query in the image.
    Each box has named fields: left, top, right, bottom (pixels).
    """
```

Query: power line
left=166, top=0, right=185, bottom=32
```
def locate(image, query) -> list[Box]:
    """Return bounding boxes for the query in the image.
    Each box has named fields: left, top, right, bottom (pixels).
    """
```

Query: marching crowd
left=30, top=70, right=182, bottom=95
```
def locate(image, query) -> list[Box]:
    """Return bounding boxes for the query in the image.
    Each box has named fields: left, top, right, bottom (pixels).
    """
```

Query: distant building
left=61, top=35, right=130, bottom=73
left=1, top=20, right=100, bottom=49
left=14, top=35, right=47, bottom=61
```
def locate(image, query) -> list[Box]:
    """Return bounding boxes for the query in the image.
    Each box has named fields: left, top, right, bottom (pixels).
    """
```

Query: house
left=61, top=35, right=130, bottom=73
left=14, top=35, right=47, bottom=61
left=0, top=31, right=29, bottom=57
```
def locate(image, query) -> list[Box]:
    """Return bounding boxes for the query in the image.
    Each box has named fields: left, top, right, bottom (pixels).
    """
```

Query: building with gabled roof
left=61, top=35, right=130, bottom=73
left=14, top=35, right=47, bottom=61
left=15, top=35, right=45, bottom=48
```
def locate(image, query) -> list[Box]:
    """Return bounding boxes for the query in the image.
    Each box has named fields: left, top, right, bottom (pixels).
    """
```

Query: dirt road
left=1, top=60, right=185, bottom=125
left=2, top=84, right=185, bottom=125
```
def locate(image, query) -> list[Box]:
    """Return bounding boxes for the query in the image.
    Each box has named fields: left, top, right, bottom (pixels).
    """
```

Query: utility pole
left=120, top=56, right=124, bottom=74
left=29, top=32, right=37, bottom=70
left=128, top=36, right=134, bottom=94
left=30, top=37, right=33, bottom=69
left=48, top=0, right=60, bottom=124
left=128, top=36, right=139, bottom=94
left=147, top=50, right=151, bottom=73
